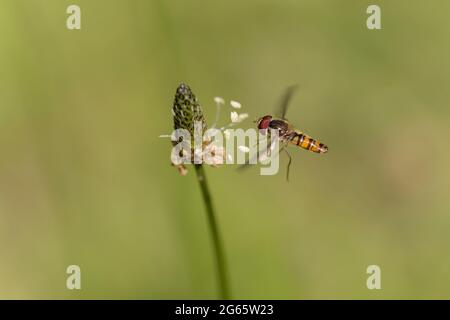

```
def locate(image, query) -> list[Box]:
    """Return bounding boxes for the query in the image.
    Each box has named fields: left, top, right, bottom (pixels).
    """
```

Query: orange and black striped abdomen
left=290, top=131, right=328, bottom=154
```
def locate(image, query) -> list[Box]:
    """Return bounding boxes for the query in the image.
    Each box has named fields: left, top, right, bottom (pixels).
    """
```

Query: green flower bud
left=172, top=83, right=207, bottom=136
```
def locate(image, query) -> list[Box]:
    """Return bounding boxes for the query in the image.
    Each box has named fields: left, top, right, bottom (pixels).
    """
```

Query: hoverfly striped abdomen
left=290, top=132, right=328, bottom=154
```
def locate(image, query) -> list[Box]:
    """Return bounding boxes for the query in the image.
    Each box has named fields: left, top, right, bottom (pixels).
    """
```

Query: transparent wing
left=276, top=85, right=298, bottom=119
left=237, top=136, right=287, bottom=172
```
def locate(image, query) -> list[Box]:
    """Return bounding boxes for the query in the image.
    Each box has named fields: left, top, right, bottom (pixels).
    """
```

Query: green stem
left=194, top=164, right=230, bottom=299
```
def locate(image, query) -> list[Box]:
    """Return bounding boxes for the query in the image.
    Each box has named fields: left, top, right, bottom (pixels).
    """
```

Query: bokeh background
left=1, top=0, right=450, bottom=299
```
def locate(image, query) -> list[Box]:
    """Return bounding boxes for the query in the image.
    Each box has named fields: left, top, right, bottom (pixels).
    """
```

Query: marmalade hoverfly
left=242, top=86, right=328, bottom=181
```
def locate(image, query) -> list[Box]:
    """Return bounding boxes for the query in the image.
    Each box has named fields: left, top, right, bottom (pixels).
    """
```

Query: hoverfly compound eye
left=257, top=115, right=272, bottom=130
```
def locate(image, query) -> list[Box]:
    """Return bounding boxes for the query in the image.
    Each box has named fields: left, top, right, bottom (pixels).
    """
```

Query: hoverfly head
left=256, top=115, right=272, bottom=130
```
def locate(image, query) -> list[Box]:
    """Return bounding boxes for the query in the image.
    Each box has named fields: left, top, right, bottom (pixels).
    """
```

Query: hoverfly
left=241, top=86, right=328, bottom=181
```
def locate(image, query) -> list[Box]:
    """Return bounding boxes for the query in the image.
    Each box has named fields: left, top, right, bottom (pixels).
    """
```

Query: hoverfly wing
left=237, top=142, right=262, bottom=171
left=237, top=137, right=281, bottom=172
left=276, top=85, right=298, bottom=120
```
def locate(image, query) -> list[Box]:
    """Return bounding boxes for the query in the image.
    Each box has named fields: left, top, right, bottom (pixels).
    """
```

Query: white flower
left=230, top=100, right=241, bottom=109
left=230, top=111, right=239, bottom=123
left=238, top=146, right=250, bottom=153
left=203, top=144, right=225, bottom=166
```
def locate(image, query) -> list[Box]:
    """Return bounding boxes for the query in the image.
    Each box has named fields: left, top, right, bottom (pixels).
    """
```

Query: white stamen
left=238, top=113, right=249, bottom=121
left=214, top=97, right=225, bottom=105
left=230, top=100, right=241, bottom=109
left=230, top=111, right=239, bottom=123
left=212, top=98, right=225, bottom=128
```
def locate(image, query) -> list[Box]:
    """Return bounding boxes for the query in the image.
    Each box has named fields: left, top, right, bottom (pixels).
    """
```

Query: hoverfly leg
left=283, top=146, right=292, bottom=182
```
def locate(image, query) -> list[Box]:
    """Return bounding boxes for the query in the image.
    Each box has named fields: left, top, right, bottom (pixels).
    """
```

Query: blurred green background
left=1, top=0, right=450, bottom=299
